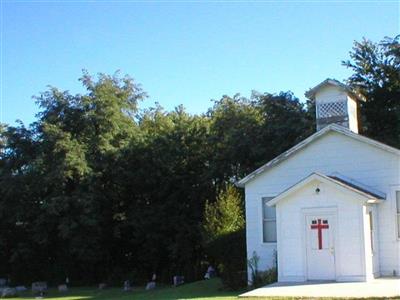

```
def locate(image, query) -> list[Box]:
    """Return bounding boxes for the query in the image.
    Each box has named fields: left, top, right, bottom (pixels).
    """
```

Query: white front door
left=305, top=214, right=336, bottom=280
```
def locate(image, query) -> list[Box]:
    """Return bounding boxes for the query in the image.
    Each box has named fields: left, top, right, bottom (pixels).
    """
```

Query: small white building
left=237, top=79, right=400, bottom=282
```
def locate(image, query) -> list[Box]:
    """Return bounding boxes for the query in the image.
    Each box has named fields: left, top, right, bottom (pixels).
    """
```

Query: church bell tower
left=305, top=79, right=364, bottom=133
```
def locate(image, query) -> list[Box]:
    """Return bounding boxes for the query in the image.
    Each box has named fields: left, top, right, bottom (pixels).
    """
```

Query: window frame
left=261, top=197, right=277, bottom=244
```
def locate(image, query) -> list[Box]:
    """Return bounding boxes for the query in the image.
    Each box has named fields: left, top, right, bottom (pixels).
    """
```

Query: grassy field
left=8, top=278, right=246, bottom=300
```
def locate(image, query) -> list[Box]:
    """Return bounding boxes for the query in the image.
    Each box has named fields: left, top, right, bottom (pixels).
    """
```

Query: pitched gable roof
left=266, top=172, right=385, bottom=207
left=304, top=78, right=366, bottom=102
left=236, top=124, right=400, bottom=188
left=329, top=175, right=385, bottom=199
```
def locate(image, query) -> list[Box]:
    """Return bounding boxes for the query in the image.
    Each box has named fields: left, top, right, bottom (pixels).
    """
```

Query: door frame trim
left=301, top=206, right=338, bottom=281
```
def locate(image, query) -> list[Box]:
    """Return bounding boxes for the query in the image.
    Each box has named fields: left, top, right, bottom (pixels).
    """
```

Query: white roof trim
left=267, top=172, right=385, bottom=207
left=305, top=78, right=366, bottom=102
left=329, top=172, right=386, bottom=199
left=236, top=124, right=400, bottom=188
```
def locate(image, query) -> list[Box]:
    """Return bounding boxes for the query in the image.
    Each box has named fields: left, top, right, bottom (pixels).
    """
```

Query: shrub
left=202, top=184, right=246, bottom=290
left=259, top=267, right=277, bottom=285
left=247, top=250, right=277, bottom=288
left=205, top=229, right=247, bottom=290
left=202, top=184, right=245, bottom=244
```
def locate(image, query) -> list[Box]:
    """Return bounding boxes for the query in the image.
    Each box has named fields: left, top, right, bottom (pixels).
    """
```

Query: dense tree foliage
left=208, top=92, right=314, bottom=183
left=0, top=72, right=147, bottom=284
left=0, top=73, right=310, bottom=285
left=0, top=36, right=397, bottom=287
left=343, top=36, right=400, bottom=148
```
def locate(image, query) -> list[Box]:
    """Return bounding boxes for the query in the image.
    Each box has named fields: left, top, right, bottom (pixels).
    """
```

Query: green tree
left=208, top=94, right=263, bottom=184
left=202, top=184, right=244, bottom=244
left=255, top=91, right=315, bottom=163
left=115, top=104, right=213, bottom=282
left=343, top=36, right=400, bottom=148
left=202, top=184, right=246, bottom=289
left=208, top=92, right=314, bottom=187
left=0, top=71, right=146, bottom=283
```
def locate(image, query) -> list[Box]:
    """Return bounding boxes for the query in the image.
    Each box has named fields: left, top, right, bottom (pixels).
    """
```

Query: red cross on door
left=310, top=219, right=329, bottom=250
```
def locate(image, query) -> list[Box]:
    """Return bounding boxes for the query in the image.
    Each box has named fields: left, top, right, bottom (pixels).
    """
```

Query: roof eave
left=236, top=124, right=400, bottom=188
left=236, top=125, right=335, bottom=187
left=305, top=78, right=366, bottom=102
left=267, top=172, right=385, bottom=207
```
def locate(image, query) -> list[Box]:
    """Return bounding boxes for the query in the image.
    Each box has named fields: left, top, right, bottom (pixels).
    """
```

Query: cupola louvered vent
left=316, top=101, right=347, bottom=119
left=305, top=79, right=364, bottom=133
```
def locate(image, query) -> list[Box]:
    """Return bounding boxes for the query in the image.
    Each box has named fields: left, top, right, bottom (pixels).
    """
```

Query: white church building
left=237, top=79, right=400, bottom=282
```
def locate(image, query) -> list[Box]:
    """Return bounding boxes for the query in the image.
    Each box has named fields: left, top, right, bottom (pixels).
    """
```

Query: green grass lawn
left=7, top=279, right=400, bottom=300
left=8, top=278, right=246, bottom=300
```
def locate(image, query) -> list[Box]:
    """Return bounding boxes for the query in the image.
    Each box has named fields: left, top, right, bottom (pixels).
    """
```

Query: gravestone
left=204, top=265, right=216, bottom=279
left=145, top=281, right=156, bottom=290
left=98, top=283, right=107, bottom=290
left=0, top=279, right=6, bottom=288
left=32, top=281, right=47, bottom=293
left=1, top=287, right=16, bottom=298
left=173, top=275, right=184, bottom=286
left=58, top=284, right=68, bottom=292
left=15, top=286, right=27, bottom=292
left=123, top=280, right=132, bottom=292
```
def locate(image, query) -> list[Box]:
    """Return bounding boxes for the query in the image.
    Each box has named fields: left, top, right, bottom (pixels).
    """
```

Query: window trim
left=261, top=197, right=277, bottom=244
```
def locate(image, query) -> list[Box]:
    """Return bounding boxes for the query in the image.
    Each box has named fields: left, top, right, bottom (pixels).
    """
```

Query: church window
left=262, top=197, right=277, bottom=243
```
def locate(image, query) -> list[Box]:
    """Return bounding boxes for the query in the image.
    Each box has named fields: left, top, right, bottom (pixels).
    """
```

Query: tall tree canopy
left=0, top=72, right=147, bottom=283
left=343, top=36, right=400, bottom=148
left=0, top=73, right=310, bottom=284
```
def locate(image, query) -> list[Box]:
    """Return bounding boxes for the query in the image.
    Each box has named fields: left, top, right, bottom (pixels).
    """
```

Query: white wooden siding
left=276, top=182, right=366, bottom=282
left=245, top=131, right=400, bottom=280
